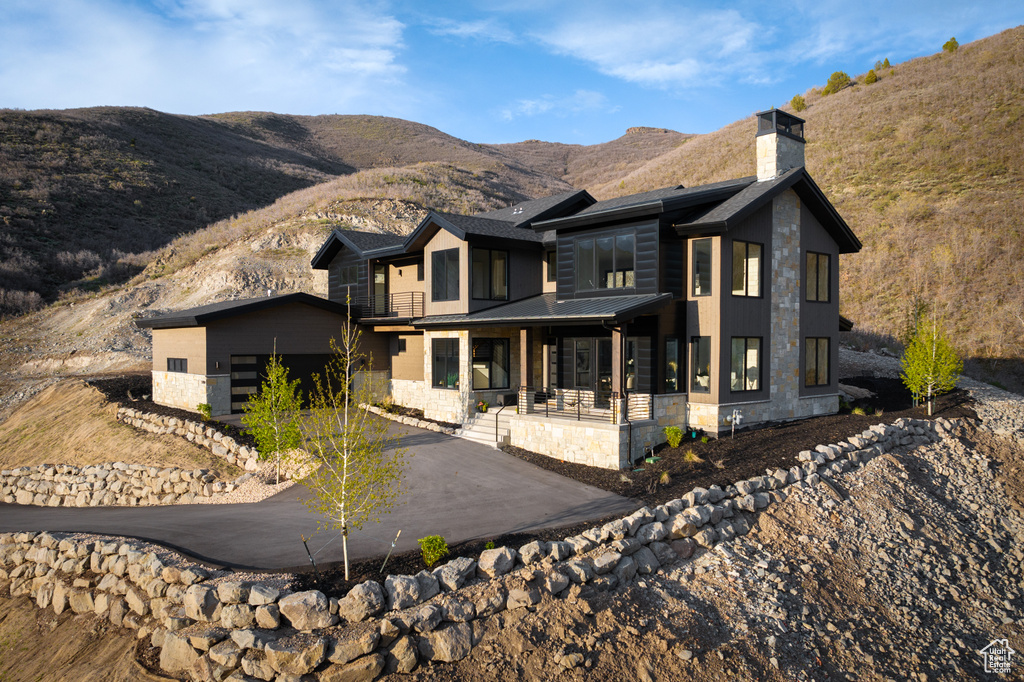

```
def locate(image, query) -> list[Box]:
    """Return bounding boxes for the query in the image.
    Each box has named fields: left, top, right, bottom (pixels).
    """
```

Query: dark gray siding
left=556, top=220, right=660, bottom=299
left=660, top=239, right=683, bottom=299
left=327, top=251, right=367, bottom=306
left=800, top=202, right=840, bottom=396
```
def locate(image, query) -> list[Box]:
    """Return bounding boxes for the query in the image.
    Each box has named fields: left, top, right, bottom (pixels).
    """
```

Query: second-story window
left=732, top=240, right=762, bottom=297
left=431, top=248, right=459, bottom=302
left=471, top=248, right=508, bottom=300
left=692, top=238, right=712, bottom=296
left=338, top=264, right=358, bottom=285
left=806, top=252, right=830, bottom=302
left=575, top=232, right=635, bottom=292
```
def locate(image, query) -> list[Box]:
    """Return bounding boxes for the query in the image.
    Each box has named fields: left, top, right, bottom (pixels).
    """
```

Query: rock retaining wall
left=116, top=407, right=261, bottom=471
left=0, top=462, right=253, bottom=507
left=1, top=416, right=955, bottom=680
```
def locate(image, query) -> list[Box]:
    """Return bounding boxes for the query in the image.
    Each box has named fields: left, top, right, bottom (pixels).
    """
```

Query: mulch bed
left=293, top=376, right=977, bottom=596
left=88, top=373, right=256, bottom=449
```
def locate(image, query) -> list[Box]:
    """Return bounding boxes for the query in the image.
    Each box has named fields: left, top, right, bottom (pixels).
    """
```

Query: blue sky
left=2, top=0, right=1023, bottom=144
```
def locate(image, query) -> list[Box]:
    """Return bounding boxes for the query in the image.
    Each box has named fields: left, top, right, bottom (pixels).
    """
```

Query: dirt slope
left=0, top=380, right=239, bottom=478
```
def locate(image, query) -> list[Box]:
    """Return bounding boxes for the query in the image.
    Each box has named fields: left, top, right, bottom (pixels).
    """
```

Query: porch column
left=520, top=327, right=534, bottom=388
left=611, top=325, right=626, bottom=424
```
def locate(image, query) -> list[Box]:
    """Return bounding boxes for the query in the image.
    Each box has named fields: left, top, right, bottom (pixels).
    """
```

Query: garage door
left=230, top=354, right=339, bottom=413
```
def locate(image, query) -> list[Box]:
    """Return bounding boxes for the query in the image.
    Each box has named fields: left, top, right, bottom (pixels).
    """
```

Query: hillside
left=591, top=27, right=1024, bottom=387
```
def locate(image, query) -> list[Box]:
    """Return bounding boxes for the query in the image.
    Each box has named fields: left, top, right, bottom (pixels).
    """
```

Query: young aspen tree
left=900, top=317, right=963, bottom=416
left=300, top=309, right=406, bottom=580
left=241, top=349, right=303, bottom=484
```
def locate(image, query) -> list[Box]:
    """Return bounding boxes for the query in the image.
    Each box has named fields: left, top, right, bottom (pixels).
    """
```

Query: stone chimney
left=756, top=109, right=805, bottom=181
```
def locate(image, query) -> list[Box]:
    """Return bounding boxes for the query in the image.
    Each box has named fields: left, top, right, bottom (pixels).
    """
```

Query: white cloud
left=426, top=17, right=518, bottom=44
left=0, top=0, right=409, bottom=115
left=500, top=89, right=609, bottom=121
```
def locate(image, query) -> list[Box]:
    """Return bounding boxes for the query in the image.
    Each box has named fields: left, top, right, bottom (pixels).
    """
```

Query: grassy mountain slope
left=590, top=26, right=1024, bottom=384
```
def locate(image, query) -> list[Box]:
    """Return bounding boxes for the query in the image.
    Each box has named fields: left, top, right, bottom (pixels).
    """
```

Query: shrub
left=852, top=406, right=867, bottom=416
left=822, top=71, right=851, bottom=95
left=196, top=403, right=213, bottom=421
left=883, top=57, right=891, bottom=68
left=700, top=435, right=710, bottom=444
left=663, top=426, right=683, bottom=448
left=943, top=37, right=959, bottom=53
left=659, top=471, right=671, bottom=485
left=485, top=540, right=495, bottom=550
left=864, top=69, right=878, bottom=85
left=418, top=535, right=449, bottom=568
left=683, top=449, right=704, bottom=464
left=791, top=94, right=807, bottom=112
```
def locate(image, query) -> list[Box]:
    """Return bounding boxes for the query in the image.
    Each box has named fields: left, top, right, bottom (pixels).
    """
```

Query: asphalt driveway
left=0, top=421, right=637, bottom=571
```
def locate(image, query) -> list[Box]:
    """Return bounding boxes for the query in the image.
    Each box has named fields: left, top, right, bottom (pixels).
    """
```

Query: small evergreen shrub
left=485, top=540, right=495, bottom=550
left=883, top=57, right=891, bottom=68
left=864, top=69, right=878, bottom=84
left=663, top=426, right=684, bottom=448
left=196, top=403, right=213, bottom=421
left=700, top=435, right=710, bottom=444
left=791, top=94, right=807, bottom=112
left=943, top=37, right=959, bottom=53
left=418, top=535, right=449, bottom=568
left=822, top=71, right=851, bottom=95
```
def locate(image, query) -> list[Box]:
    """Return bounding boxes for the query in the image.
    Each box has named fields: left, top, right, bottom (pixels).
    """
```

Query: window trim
left=731, top=239, right=763, bottom=298
left=730, top=337, right=762, bottom=392
left=691, top=238, right=712, bottom=297
left=690, top=336, right=711, bottom=394
left=432, top=338, right=460, bottom=389
left=806, top=251, right=831, bottom=303
left=805, top=337, right=831, bottom=387
left=471, top=338, right=510, bottom=390
left=471, top=248, right=509, bottom=301
left=167, top=357, right=188, bottom=373
left=431, top=248, right=459, bottom=302
left=574, top=230, right=637, bottom=292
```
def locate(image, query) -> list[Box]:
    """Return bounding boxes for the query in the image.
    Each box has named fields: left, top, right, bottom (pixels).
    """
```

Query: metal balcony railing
left=516, top=386, right=653, bottom=424
left=360, top=292, right=424, bottom=319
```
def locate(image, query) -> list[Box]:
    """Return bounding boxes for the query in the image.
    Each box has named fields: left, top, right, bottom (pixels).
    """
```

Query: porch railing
left=360, top=292, right=424, bottom=319
left=517, top=386, right=653, bottom=424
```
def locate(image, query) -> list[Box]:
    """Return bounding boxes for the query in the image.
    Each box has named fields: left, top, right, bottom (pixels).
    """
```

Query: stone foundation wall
left=152, top=371, right=230, bottom=416
left=687, top=394, right=840, bottom=433
left=1, top=417, right=954, bottom=680
left=508, top=416, right=630, bottom=470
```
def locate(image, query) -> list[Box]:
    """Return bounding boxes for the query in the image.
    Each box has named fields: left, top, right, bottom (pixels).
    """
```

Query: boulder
left=255, top=604, right=281, bottom=629
left=220, top=603, right=256, bottom=629
left=327, top=627, right=381, bottom=665
left=433, top=557, right=477, bottom=592
left=217, top=581, right=250, bottom=604
left=506, top=587, right=539, bottom=610
left=414, top=571, right=440, bottom=602
left=385, top=636, right=419, bottom=674
left=632, top=546, right=660, bottom=575
left=264, top=635, right=328, bottom=675
left=613, top=556, right=637, bottom=584
left=248, top=583, right=280, bottom=605
left=418, top=622, right=472, bottom=663
left=320, top=653, right=386, bottom=682
left=279, top=590, right=335, bottom=631
left=160, top=632, right=200, bottom=673
left=542, top=571, right=570, bottom=595
left=477, top=547, right=517, bottom=578
left=384, top=574, right=420, bottom=611
left=591, top=552, right=621, bottom=575
left=336, top=582, right=385, bottom=623
left=184, top=584, right=219, bottom=622
left=411, top=604, right=444, bottom=633
left=518, top=540, right=548, bottom=565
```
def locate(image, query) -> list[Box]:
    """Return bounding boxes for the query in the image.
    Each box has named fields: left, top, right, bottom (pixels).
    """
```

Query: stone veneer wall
left=687, top=394, right=839, bottom=433
left=756, top=133, right=804, bottom=181
left=421, top=330, right=471, bottom=424
left=0, top=416, right=955, bottom=681
left=152, top=371, right=230, bottom=416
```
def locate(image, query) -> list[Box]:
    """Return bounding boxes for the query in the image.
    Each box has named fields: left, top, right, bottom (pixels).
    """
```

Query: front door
left=570, top=338, right=613, bottom=407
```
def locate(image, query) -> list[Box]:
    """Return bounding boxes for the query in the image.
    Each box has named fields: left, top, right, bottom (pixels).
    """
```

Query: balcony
left=358, top=292, right=424, bottom=321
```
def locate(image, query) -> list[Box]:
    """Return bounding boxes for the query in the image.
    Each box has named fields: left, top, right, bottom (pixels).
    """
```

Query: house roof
left=474, top=189, right=595, bottom=227
left=414, top=292, right=673, bottom=329
left=532, top=177, right=756, bottom=231
left=135, top=293, right=348, bottom=329
left=403, top=211, right=546, bottom=251
left=675, top=168, right=862, bottom=253
left=310, top=229, right=406, bottom=270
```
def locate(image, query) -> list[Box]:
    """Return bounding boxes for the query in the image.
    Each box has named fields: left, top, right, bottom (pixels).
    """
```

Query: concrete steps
left=456, top=410, right=513, bottom=448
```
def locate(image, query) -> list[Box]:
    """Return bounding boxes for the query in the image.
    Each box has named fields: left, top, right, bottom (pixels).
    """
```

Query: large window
left=692, top=239, right=712, bottom=296
left=338, top=264, right=358, bottom=285
left=431, top=248, right=459, bottom=302
left=575, top=233, right=635, bottom=291
left=807, top=252, right=830, bottom=302
left=664, top=337, right=680, bottom=392
left=806, top=337, right=830, bottom=386
left=732, top=240, right=762, bottom=297
left=167, top=358, right=187, bottom=373
left=730, top=337, right=761, bottom=391
left=690, top=337, right=711, bottom=393
left=472, top=338, right=510, bottom=390
left=432, top=338, right=460, bottom=389
left=471, top=248, right=508, bottom=300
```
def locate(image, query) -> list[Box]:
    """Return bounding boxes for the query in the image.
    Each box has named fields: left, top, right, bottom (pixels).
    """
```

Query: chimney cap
left=756, top=108, right=805, bottom=142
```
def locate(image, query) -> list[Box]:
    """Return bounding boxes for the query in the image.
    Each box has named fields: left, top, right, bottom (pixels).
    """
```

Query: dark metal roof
left=839, top=315, right=855, bottom=332
left=474, top=190, right=596, bottom=227
left=310, top=229, right=406, bottom=270
left=135, top=293, right=348, bottom=329
left=532, top=177, right=756, bottom=231
left=403, top=211, right=545, bottom=251
left=675, top=168, right=862, bottom=253
left=414, top=292, right=673, bottom=328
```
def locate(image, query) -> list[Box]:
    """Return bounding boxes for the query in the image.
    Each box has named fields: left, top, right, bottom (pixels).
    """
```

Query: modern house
left=138, top=109, right=861, bottom=469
